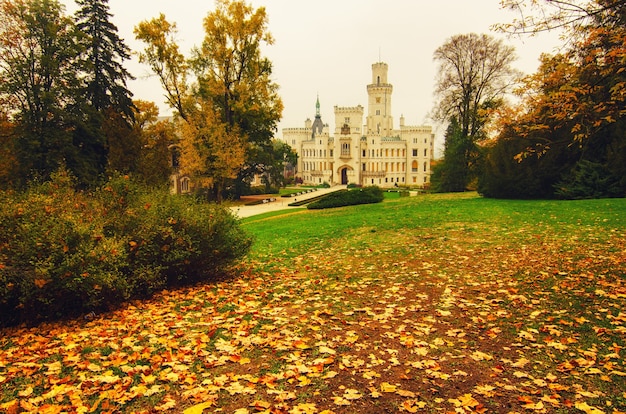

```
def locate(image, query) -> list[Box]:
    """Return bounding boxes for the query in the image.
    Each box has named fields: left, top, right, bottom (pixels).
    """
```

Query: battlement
left=334, top=105, right=364, bottom=114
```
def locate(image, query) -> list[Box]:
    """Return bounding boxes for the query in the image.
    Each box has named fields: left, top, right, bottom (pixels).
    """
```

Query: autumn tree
left=131, top=101, right=175, bottom=187
left=135, top=0, right=283, bottom=201
left=497, top=0, right=626, bottom=34
left=479, top=1, right=626, bottom=198
left=179, top=103, right=246, bottom=201
left=0, top=0, right=85, bottom=186
left=134, top=14, right=189, bottom=119
left=106, top=100, right=175, bottom=187
left=432, top=33, right=520, bottom=192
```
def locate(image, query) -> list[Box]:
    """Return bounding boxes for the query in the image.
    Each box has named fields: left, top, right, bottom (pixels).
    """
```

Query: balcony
left=361, top=171, right=386, bottom=178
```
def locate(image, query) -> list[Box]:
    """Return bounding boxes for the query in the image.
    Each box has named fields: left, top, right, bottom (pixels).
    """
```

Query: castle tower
left=311, top=95, right=324, bottom=138
left=366, top=62, right=394, bottom=136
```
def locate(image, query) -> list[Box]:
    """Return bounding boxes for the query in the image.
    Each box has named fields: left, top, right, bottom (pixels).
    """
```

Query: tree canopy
left=135, top=0, right=284, bottom=201
left=431, top=33, right=520, bottom=192
left=479, top=0, right=626, bottom=198
left=0, top=0, right=166, bottom=189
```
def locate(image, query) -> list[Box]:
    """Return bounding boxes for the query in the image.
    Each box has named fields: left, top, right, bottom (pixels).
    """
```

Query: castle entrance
left=340, top=167, right=348, bottom=185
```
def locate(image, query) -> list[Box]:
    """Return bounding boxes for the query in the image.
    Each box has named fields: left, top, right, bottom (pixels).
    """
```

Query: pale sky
left=62, top=0, right=564, bottom=152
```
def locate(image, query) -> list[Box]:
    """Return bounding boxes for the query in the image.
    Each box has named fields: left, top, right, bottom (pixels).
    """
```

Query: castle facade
left=282, top=62, right=434, bottom=188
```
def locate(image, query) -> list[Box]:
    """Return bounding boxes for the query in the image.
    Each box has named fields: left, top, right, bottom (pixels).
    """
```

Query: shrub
left=0, top=171, right=252, bottom=327
left=307, top=186, right=384, bottom=209
left=555, top=160, right=624, bottom=199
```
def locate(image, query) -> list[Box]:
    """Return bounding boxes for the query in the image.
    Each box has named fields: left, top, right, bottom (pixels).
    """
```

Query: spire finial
left=315, top=94, right=320, bottom=117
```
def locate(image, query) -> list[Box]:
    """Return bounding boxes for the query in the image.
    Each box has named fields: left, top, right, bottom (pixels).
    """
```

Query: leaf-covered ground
left=1, top=194, right=625, bottom=413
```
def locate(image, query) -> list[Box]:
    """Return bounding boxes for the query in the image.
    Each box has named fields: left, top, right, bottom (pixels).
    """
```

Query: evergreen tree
left=74, top=0, right=134, bottom=117
left=431, top=118, right=474, bottom=192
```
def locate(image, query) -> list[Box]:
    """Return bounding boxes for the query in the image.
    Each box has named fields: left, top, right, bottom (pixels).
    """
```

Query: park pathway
left=229, top=186, right=346, bottom=218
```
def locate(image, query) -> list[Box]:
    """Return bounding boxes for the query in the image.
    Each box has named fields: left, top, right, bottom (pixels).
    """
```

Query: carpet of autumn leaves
left=1, top=194, right=625, bottom=413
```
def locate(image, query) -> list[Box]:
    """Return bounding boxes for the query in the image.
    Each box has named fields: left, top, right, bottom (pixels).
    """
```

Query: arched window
left=181, top=177, right=190, bottom=193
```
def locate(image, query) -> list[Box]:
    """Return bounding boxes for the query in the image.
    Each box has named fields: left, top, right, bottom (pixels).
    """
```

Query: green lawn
left=1, top=192, right=625, bottom=413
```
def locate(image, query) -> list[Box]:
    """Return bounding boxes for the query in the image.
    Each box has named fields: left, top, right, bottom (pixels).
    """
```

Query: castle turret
left=366, top=62, right=394, bottom=136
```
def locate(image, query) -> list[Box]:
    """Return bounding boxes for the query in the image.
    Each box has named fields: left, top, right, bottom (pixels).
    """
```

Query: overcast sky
left=62, top=0, right=564, bottom=151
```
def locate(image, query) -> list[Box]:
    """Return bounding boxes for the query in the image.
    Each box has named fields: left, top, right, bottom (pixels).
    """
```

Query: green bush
left=307, top=186, right=384, bottom=210
left=555, top=160, right=624, bottom=199
left=0, top=171, right=252, bottom=327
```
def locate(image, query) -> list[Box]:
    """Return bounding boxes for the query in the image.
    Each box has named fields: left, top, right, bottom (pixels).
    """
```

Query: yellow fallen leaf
left=319, top=345, right=336, bottom=355
left=155, top=395, right=177, bottom=411
left=290, top=403, right=317, bottom=414
left=397, top=389, right=416, bottom=398
left=344, top=389, right=363, bottom=400
left=512, top=357, right=531, bottom=368
left=18, top=387, right=34, bottom=397
left=575, top=401, right=606, bottom=414
left=474, top=384, right=496, bottom=397
left=332, top=396, right=351, bottom=406
left=381, top=382, right=398, bottom=393
left=541, top=395, right=560, bottom=406
left=470, top=351, right=493, bottom=361
left=297, top=375, right=311, bottom=387
left=183, top=401, right=214, bottom=414
left=458, top=393, right=479, bottom=408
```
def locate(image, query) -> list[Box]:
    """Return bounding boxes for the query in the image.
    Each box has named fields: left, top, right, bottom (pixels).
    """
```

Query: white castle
left=282, top=62, right=434, bottom=188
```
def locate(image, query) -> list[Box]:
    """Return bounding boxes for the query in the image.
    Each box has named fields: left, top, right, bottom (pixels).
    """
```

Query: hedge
left=307, top=186, right=384, bottom=209
left=0, top=171, right=252, bottom=327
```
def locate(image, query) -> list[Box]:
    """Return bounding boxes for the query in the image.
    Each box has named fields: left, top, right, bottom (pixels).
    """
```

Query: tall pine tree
left=74, top=0, right=135, bottom=182
left=75, top=0, right=134, bottom=117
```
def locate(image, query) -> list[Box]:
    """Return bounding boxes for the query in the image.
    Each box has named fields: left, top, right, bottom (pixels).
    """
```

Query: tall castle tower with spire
left=283, top=62, right=434, bottom=188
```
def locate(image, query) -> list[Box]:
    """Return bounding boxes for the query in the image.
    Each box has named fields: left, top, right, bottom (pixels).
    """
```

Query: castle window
left=376, top=97, right=381, bottom=103
left=412, top=149, right=418, bottom=157
left=412, top=161, right=418, bottom=172
left=181, top=177, right=190, bottom=193
left=377, top=76, right=380, bottom=85
left=423, top=162, right=428, bottom=172
left=341, top=143, right=350, bottom=157
left=424, top=148, right=428, bottom=157
left=330, top=149, right=333, bottom=157
left=345, top=117, right=350, bottom=124
left=362, top=163, right=366, bottom=171
left=376, top=110, right=380, bottom=115
left=362, top=149, right=366, bottom=157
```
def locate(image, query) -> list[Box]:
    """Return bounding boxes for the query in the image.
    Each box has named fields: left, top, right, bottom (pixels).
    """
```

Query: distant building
left=282, top=62, right=434, bottom=188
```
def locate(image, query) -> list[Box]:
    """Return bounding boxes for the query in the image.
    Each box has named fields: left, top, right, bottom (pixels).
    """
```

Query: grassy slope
left=1, top=192, right=625, bottom=413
